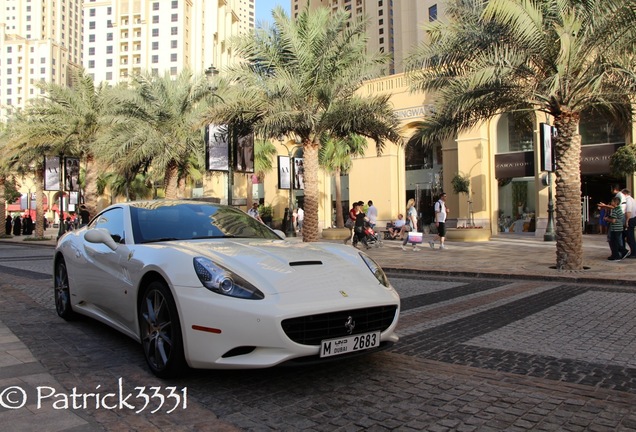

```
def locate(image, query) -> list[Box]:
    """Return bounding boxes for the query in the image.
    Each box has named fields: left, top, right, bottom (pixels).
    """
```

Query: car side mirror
left=273, top=229, right=286, bottom=239
left=85, top=228, right=119, bottom=251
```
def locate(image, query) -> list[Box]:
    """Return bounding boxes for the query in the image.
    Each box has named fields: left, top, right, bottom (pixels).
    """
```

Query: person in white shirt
left=622, top=189, right=636, bottom=257
left=389, top=214, right=405, bottom=239
left=430, top=192, right=449, bottom=249
left=247, top=203, right=263, bottom=222
left=366, top=200, right=378, bottom=228
left=296, top=207, right=304, bottom=233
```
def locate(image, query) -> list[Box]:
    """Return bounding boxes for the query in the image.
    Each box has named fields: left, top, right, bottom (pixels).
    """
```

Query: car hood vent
left=289, top=260, right=323, bottom=267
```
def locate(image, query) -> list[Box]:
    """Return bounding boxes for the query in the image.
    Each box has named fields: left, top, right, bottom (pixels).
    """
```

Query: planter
left=321, top=227, right=351, bottom=240
left=445, top=228, right=490, bottom=242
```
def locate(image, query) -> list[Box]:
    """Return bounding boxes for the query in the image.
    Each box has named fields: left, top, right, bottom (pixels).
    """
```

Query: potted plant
left=258, top=204, right=273, bottom=226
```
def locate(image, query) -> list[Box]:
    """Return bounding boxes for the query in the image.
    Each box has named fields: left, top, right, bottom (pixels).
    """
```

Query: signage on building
left=581, top=143, right=623, bottom=175
left=393, top=105, right=436, bottom=120
left=494, top=151, right=534, bottom=178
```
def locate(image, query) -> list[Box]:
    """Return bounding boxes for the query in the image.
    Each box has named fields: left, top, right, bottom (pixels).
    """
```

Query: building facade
left=0, top=0, right=84, bottom=122
left=291, top=0, right=446, bottom=75
left=82, top=0, right=245, bottom=85
left=255, top=71, right=633, bottom=239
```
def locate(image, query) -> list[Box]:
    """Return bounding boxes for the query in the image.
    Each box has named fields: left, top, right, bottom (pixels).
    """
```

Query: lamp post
left=544, top=172, right=556, bottom=241
left=279, top=136, right=302, bottom=237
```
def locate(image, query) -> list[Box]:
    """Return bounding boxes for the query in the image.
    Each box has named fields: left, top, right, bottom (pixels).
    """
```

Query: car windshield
left=129, top=201, right=281, bottom=244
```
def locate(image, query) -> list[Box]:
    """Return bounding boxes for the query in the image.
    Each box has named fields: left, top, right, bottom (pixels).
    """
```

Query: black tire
left=54, top=258, right=76, bottom=320
left=138, top=280, right=186, bottom=378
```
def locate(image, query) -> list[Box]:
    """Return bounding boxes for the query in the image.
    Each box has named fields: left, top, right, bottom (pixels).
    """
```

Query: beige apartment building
left=82, top=0, right=247, bottom=85
left=291, top=0, right=444, bottom=75
left=0, top=0, right=84, bottom=122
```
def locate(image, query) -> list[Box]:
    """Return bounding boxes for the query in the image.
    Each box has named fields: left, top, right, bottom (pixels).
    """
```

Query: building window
left=106, top=59, right=113, bottom=67
left=170, top=67, right=177, bottom=75
left=152, top=42, right=159, bottom=50
left=152, top=55, right=159, bottom=63
left=89, top=34, right=95, bottom=42
left=107, top=33, right=113, bottom=41
left=171, top=40, right=177, bottom=49
left=171, top=1, right=178, bottom=9
left=428, top=5, right=438, bottom=22
left=171, top=13, right=178, bottom=22
left=153, top=15, right=159, bottom=24
left=88, top=60, right=95, bottom=68
left=89, top=21, right=95, bottom=30
left=107, top=7, right=112, bottom=15
left=106, top=72, right=113, bottom=80
left=89, top=8, right=96, bottom=16
left=106, top=46, right=113, bottom=54
left=171, top=27, right=178, bottom=35
left=170, top=53, right=177, bottom=62
left=153, top=2, right=159, bottom=11
left=152, top=28, right=159, bottom=37
left=89, top=47, right=95, bottom=55
left=379, top=19, right=383, bottom=25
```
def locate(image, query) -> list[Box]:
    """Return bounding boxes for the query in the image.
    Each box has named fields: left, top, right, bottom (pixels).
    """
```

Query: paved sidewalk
left=3, top=228, right=633, bottom=284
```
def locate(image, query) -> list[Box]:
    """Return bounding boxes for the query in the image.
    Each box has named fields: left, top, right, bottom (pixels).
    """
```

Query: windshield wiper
left=141, top=237, right=180, bottom=244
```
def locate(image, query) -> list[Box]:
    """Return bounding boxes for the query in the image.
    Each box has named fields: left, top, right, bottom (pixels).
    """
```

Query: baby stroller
left=353, top=221, right=383, bottom=249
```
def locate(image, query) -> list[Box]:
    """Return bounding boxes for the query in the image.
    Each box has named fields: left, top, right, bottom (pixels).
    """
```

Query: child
left=604, top=196, right=630, bottom=260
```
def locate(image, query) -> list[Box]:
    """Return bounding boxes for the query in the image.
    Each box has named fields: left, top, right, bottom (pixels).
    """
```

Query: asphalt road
left=1, top=243, right=635, bottom=431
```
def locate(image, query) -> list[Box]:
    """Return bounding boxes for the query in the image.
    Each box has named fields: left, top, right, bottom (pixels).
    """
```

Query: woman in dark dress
left=12, top=216, right=22, bottom=236
left=5, top=215, right=12, bottom=235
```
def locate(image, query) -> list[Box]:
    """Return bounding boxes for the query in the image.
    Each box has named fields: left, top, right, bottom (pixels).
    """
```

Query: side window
left=91, top=208, right=125, bottom=243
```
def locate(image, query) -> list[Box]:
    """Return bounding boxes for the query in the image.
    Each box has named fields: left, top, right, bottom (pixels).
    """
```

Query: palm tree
left=209, top=6, right=401, bottom=242
left=406, top=0, right=636, bottom=270
left=319, top=134, right=367, bottom=228
left=29, top=69, right=109, bottom=218
left=98, top=70, right=213, bottom=199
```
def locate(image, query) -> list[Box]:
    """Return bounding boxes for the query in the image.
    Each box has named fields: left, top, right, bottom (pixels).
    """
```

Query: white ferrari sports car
left=54, top=200, right=400, bottom=377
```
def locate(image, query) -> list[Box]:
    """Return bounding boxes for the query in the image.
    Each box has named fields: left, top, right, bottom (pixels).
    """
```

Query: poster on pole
left=44, top=156, right=61, bottom=191
left=540, top=123, right=555, bottom=172
left=278, top=156, right=291, bottom=190
left=293, top=158, right=305, bottom=190
left=65, top=157, right=80, bottom=191
left=234, top=132, right=254, bottom=173
left=205, top=124, right=230, bottom=171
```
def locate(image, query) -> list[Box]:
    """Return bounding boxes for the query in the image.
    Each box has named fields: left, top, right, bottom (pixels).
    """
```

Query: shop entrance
left=581, top=174, right=623, bottom=234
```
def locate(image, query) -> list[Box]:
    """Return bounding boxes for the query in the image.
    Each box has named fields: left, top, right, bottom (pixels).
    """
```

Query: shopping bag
left=407, top=231, right=423, bottom=244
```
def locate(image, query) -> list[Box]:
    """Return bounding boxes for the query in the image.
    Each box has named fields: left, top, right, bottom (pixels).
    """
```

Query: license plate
left=320, top=331, right=380, bottom=358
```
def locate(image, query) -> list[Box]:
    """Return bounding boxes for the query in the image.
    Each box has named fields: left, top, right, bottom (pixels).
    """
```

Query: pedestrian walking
left=605, top=196, right=630, bottom=261
left=621, top=189, right=636, bottom=257
left=401, top=198, right=420, bottom=251
left=430, top=192, right=449, bottom=249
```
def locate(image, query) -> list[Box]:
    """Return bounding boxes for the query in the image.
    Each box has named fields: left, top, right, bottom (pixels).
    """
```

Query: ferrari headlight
left=193, top=257, right=264, bottom=300
left=360, top=253, right=390, bottom=288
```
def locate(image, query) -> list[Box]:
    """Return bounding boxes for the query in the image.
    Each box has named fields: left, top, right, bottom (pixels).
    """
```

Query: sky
left=255, top=0, right=291, bottom=25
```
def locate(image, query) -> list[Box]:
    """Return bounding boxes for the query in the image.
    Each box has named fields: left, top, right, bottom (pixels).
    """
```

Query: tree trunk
left=334, top=168, right=344, bottom=228
left=302, top=138, right=320, bottom=242
left=246, top=174, right=253, bottom=207
left=553, top=111, right=583, bottom=271
left=34, top=169, right=45, bottom=238
left=164, top=162, right=179, bottom=199
left=0, top=175, right=5, bottom=230
left=83, top=156, right=99, bottom=216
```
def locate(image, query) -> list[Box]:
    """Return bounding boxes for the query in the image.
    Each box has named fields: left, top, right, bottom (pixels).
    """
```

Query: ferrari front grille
left=281, top=305, right=398, bottom=346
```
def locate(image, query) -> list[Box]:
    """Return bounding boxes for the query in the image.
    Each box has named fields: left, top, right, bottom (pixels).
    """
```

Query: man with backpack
left=430, top=192, right=449, bottom=250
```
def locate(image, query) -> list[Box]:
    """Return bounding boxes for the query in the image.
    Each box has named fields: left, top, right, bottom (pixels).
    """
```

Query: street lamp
left=544, top=172, right=556, bottom=241
left=279, top=136, right=302, bottom=237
